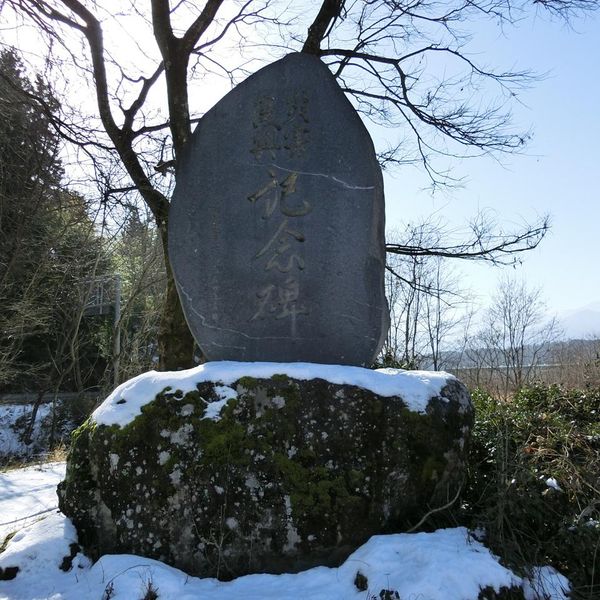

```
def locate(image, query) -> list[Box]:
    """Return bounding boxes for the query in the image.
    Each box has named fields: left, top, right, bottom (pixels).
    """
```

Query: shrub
left=463, top=384, right=600, bottom=599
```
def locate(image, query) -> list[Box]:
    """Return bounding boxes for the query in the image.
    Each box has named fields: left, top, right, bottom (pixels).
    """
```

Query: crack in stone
left=247, top=161, right=376, bottom=191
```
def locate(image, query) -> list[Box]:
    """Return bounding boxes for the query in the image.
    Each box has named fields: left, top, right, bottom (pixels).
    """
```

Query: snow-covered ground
left=0, top=463, right=570, bottom=600
left=0, top=405, right=54, bottom=461
left=0, top=399, right=80, bottom=464
left=0, top=462, right=64, bottom=543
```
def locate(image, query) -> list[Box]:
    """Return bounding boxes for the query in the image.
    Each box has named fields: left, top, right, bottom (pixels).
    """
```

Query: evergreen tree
left=0, top=48, right=109, bottom=392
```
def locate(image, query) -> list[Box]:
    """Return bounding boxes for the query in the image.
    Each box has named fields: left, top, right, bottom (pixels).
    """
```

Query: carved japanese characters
left=169, top=52, right=389, bottom=365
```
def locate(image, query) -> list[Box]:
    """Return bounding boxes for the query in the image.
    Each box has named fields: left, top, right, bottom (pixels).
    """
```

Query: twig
left=406, top=483, right=462, bottom=533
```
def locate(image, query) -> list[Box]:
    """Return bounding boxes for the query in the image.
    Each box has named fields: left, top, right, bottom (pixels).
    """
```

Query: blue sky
left=383, top=11, right=600, bottom=314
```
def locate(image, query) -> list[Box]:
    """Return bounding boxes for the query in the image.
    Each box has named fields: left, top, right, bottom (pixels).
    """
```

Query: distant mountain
left=557, top=302, right=600, bottom=340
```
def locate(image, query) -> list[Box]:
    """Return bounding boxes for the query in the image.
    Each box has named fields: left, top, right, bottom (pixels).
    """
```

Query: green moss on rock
left=58, top=373, right=473, bottom=579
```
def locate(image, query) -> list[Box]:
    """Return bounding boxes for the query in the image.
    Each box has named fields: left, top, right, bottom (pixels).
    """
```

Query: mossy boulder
left=58, top=364, right=473, bottom=579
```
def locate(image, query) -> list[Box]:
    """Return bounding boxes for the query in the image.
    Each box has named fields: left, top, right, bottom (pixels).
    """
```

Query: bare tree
left=383, top=221, right=470, bottom=369
left=2, top=0, right=597, bottom=369
left=383, top=224, right=433, bottom=368
left=421, top=259, right=469, bottom=371
left=467, top=276, right=562, bottom=394
left=383, top=249, right=426, bottom=368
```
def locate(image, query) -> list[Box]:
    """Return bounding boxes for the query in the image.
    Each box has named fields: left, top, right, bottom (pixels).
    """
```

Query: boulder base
left=58, top=369, right=473, bottom=579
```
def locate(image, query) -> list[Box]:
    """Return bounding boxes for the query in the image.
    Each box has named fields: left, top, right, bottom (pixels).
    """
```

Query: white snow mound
left=0, top=514, right=551, bottom=600
left=92, top=361, right=455, bottom=427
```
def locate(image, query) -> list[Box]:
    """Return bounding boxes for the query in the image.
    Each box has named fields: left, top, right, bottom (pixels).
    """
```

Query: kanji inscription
left=248, top=168, right=311, bottom=325
left=251, top=91, right=310, bottom=160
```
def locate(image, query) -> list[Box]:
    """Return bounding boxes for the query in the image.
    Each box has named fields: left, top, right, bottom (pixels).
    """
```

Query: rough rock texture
left=169, top=52, right=389, bottom=365
left=58, top=374, right=472, bottom=579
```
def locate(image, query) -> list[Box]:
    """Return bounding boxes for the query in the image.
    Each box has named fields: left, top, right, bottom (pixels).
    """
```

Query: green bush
left=463, top=384, right=600, bottom=599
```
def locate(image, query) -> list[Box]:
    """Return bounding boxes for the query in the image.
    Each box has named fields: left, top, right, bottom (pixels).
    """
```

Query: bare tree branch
left=387, top=216, right=550, bottom=265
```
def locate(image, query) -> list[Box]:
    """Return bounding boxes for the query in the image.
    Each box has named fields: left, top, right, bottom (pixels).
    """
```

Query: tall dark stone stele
left=170, top=52, right=389, bottom=365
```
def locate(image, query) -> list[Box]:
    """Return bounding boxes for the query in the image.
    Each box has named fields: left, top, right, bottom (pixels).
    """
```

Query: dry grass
left=0, top=443, right=68, bottom=473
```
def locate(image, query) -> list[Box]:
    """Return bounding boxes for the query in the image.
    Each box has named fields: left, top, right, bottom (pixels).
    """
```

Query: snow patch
left=523, top=566, right=570, bottom=599
left=92, top=361, right=455, bottom=427
left=0, top=404, right=52, bottom=459
left=203, top=399, right=230, bottom=421
left=0, top=462, right=66, bottom=542
left=1, top=512, right=571, bottom=600
left=0, top=511, right=90, bottom=583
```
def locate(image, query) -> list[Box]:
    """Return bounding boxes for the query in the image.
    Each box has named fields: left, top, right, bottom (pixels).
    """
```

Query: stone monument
left=55, top=53, right=474, bottom=584
left=169, top=52, right=389, bottom=365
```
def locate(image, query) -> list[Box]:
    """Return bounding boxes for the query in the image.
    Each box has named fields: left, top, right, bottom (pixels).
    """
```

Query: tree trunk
left=24, top=389, right=46, bottom=446
left=157, top=244, right=196, bottom=371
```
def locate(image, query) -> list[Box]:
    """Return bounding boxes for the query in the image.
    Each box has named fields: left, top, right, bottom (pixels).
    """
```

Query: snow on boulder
left=57, top=362, right=473, bottom=579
